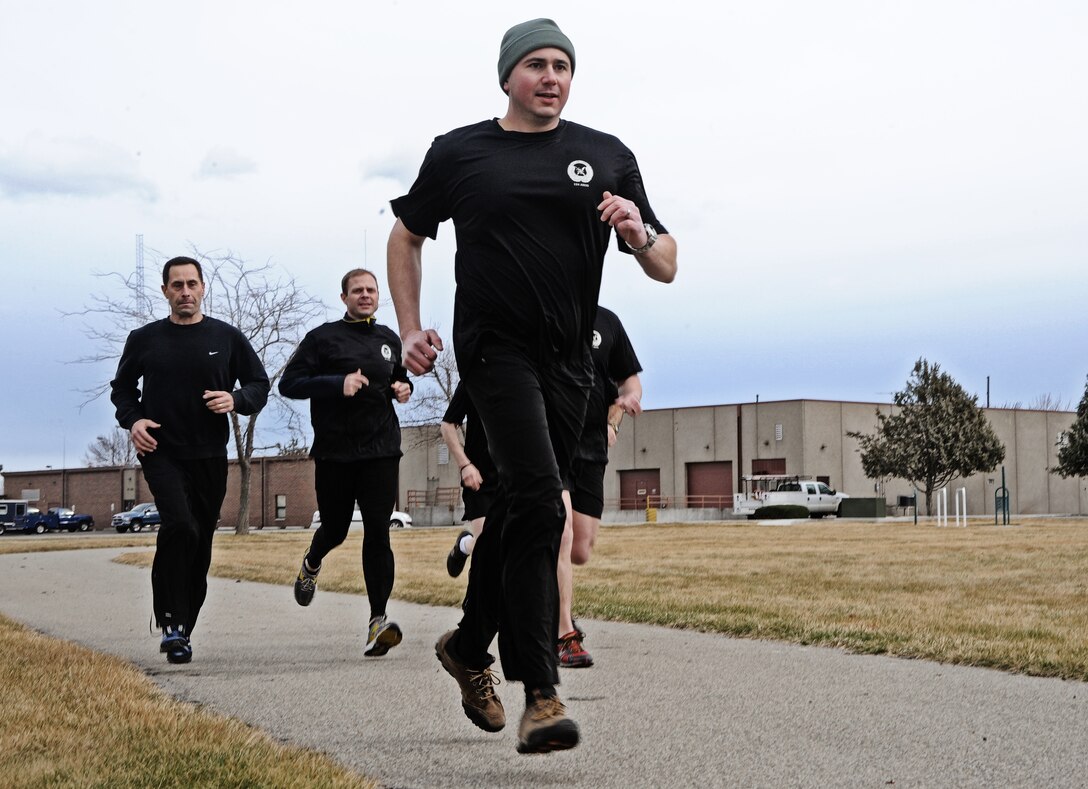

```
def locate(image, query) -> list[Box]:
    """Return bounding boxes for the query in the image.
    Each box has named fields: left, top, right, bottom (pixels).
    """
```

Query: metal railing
left=611, top=494, right=733, bottom=511
left=408, top=489, right=735, bottom=513
left=406, top=487, right=461, bottom=510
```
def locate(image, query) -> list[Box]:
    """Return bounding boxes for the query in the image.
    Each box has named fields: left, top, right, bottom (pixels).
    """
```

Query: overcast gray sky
left=2, top=0, right=1086, bottom=474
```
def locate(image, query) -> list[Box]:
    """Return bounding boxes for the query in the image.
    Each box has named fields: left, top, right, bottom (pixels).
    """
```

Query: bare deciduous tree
left=1001, top=394, right=1071, bottom=411
left=399, top=347, right=459, bottom=426
left=84, top=427, right=138, bottom=467
left=269, top=437, right=311, bottom=457
left=395, top=345, right=459, bottom=451
left=68, top=247, right=326, bottom=533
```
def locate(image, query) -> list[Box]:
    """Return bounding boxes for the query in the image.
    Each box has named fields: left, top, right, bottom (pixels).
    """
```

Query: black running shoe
left=446, top=529, right=472, bottom=577
left=161, top=625, right=192, bottom=665
left=294, top=555, right=319, bottom=606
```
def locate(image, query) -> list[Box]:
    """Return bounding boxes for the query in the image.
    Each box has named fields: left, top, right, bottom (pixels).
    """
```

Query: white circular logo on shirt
left=381, top=344, right=393, bottom=361
left=592, top=330, right=602, bottom=349
left=568, top=160, right=593, bottom=184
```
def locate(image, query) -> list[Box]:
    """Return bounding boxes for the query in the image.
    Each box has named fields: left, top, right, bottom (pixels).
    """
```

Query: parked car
left=311, top=508, right=413, bottom=529
left=48, top=507, right=95, bottom=532
left=113, top=502, right=161, bottom=533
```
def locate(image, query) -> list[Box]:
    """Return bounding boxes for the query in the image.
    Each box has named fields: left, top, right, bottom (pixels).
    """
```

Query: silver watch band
left=625, top=223, right=658, bottom=254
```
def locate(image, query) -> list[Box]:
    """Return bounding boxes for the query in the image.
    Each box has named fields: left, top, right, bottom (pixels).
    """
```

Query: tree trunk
left=236, top=456, right=251, bottom=535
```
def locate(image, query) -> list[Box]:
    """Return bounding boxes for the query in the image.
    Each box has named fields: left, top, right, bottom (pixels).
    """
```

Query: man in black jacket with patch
left=111, top=256, right=270, bottom=665
left=280, top=268, right=412, bottom=657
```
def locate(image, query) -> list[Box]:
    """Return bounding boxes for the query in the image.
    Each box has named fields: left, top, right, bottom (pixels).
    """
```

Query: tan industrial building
left=3, top=399, right=1083, bottom=531
left=402, top=399, right=1086, bottom=520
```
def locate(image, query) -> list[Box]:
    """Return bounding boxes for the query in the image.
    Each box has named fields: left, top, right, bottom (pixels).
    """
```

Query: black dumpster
left=839, top=497, right=887, bottom=517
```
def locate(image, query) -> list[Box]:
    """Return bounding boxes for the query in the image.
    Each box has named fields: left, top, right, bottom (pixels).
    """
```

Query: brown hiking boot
left=516, top=690, right=580, bottom=754
left=435, top=630, right=505, bottom=732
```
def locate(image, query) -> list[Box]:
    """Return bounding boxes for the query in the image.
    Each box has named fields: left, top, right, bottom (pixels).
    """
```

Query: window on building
left=275, top=494, right=287, bottom=521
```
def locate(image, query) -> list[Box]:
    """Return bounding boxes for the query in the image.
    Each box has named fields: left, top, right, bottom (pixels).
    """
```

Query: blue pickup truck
left=49, top=507, right=95, bottom=532
left=0, top=501, right=93, bottom=535
left=112, top=502, right=161, bottom=533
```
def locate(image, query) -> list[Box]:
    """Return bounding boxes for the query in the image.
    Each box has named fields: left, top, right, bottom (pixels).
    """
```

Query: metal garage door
left=618, top=469, right=661, bottom=510
left=685, top=461, right=733, bottom=508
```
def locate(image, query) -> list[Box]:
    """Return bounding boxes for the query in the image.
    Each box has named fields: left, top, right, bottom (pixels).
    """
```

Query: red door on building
left=618, top=469, right=661, bottom=510
left=686, top=461, right=733, bottom=508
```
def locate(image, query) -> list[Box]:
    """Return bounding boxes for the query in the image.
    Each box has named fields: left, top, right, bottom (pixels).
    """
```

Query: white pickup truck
left=734, top=475, right=847, bottom=517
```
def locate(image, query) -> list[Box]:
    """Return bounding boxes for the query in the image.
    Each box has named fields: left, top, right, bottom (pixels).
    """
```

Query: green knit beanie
left=497, top=18, right=575, bottom=87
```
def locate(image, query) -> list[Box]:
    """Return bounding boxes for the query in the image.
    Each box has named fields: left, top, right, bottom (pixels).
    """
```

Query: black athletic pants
left=308, top=457, right=399, bottom=621
left=140, top=452, right=228, bottom=635
left=454, top=343, right=589, bottom=687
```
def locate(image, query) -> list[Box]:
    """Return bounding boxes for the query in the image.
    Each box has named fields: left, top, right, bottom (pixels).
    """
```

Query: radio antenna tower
left=135, top=234, right=145, bottom=294
left=135, top=234, right=152, bottom=318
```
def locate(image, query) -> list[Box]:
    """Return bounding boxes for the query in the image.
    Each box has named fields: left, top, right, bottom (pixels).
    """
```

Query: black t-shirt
left=279, top=317, right=410, bottom=462
left=442, top=382, right=496, bottom=478
left=391, top=119, right=667, bottom=376
left=578, top=307, right=643, bottom=463
left=110, top=317, right=270, bottom=459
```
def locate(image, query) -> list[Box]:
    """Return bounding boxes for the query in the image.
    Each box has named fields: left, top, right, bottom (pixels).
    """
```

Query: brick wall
left=3, top=456, right=318, bottom=531
left=218, top=456, right=316, bottom=530
left=0, top=467, right=144, bottom=530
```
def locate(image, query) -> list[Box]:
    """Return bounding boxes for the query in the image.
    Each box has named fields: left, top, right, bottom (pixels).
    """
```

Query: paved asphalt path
left=1, top=547, right=1085, bottom=788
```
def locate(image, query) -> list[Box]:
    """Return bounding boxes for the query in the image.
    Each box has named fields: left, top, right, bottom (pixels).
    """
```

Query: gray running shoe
left=364, top=615, right=403, bottom=657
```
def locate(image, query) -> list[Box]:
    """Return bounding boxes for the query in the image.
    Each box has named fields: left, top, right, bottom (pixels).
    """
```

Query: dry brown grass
left=3, top=518, right=1085, bottom=785
left=109, top=517, right=1088, bottom=680
left=0, top=535, right=157, bottom=556
left=575, top=518, right=1088, bottom=680
left=0, top=613, right=377, bottom=789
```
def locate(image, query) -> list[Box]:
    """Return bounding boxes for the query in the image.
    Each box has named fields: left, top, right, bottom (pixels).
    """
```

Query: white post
left=936, top=487, right=947, bottom=527
left=955, top=487, right=967, bottom=527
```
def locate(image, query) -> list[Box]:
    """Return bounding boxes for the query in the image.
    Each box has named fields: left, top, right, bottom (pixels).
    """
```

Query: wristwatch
left=626, top=223, right=658, bottom=254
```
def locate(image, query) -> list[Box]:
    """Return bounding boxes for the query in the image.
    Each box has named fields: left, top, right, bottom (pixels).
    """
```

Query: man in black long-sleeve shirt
left=110, top=256, right=269, bottom=664
left=279, top=268, right=412, bottom=657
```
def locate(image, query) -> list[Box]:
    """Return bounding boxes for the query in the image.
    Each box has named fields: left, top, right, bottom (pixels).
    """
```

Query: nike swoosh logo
left=208, top=351, right=219, bottom=356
